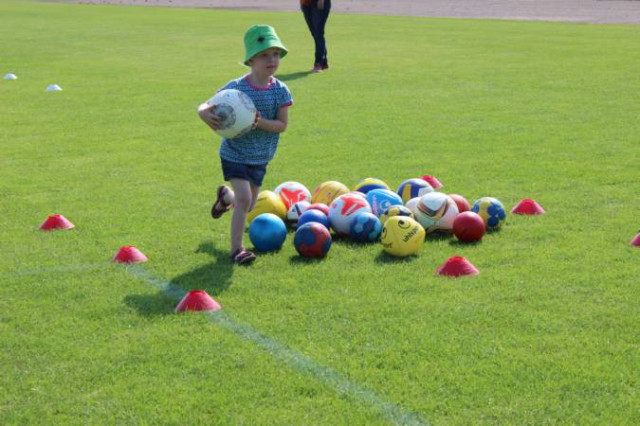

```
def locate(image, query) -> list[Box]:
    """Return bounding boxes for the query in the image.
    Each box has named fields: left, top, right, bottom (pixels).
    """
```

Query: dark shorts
left=220, top=158, right=267, bottom=187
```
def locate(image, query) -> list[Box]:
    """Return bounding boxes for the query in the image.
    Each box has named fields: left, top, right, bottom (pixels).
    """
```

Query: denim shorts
left=220, top=158, right=267, bottom=187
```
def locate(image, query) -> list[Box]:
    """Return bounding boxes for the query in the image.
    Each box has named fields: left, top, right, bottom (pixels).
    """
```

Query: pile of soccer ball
left=246, top=177, right=507, bottom=258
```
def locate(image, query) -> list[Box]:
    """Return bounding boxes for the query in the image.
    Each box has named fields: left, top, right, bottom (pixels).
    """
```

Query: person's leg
left=229, top=178, right=254, bottom=259
left=301, top=5, right=314, bottom=36
left=211, top=184, right=234, bottom=218
left=249, top=182, right=260, bottom=211
left=318, top=1, right=331, bottom=68
left=306, top=4, right=324, bottom=69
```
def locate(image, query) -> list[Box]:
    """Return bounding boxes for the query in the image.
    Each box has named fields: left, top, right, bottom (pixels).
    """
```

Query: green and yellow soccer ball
left=247, top=190, right=287, bottom=223
left=380, top=216, right=425, bottom=257
left=471, top=197, right=507, bottom=230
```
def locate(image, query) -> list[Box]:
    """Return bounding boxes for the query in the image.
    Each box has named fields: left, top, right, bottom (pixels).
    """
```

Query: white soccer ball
left=414, top=192, right=459, bottom=234
left=207, top=89, right=257, bottom=139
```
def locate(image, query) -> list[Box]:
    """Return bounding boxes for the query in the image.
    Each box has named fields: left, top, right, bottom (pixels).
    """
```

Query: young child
left=197, top=25, right=293, bottom=265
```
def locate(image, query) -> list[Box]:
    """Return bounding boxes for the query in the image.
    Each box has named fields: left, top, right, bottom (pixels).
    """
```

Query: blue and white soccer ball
left=366, top=189, right=403, bottom=217
left=396, top=178, right=434, bottom=203
left=350, top=212, right=382, bottom=243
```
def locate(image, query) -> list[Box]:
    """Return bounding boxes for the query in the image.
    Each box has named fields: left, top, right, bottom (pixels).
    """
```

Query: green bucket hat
left=243, top=25, right=288, bottom=65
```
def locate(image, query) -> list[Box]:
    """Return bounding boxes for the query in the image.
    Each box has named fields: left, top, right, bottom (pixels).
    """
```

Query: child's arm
left=197, top=102, right=222, bottom=131
left=255, top=106, right=288, bottom=133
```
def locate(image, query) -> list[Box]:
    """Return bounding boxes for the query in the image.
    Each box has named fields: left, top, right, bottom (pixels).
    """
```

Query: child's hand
left=197, top=102, right=222, bottom=130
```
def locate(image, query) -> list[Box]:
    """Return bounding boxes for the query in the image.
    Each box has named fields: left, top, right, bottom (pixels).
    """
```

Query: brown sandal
left=211, top=185, right=232, bottom=219
left=230, top=248, right=256, bottom=265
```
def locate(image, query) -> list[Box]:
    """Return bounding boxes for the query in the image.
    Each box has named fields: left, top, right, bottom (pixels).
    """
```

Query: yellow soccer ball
left=311, top=181, right=349, bottom=205
left=246, top=190, right=287, bottom=223
left=380, top=216, right=425, bottom=257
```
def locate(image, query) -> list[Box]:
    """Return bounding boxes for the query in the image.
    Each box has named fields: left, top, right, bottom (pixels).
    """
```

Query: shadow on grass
left=124, top=241, right=234, bottom=317
left=448, top=239, right=483, bottom=248
left=124, top=292, right=178, bottom=318
left=374, top=251, right=419, bottom=264
left=276, top=70, right=312, bottom=82
left=173, top=241, right=235, bottom=296
left=288, top=255, right=327, bottom=265
left=425, top=231, right=455, bottom=242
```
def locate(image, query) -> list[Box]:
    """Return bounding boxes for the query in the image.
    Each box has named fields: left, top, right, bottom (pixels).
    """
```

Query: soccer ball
left=307, top=203, right=330, bottom=216
left=248, top=213, right=287, bottom=252
left=274, top=181, right=311, bottom=210
left=294, top=222, right=332, bottom=258
left=379, top=205, right=414, bottom=225
left=453, top=211, right=486, bottom=243
left=396, top=178, right=434, bottom=203
left=448, top=193, right=471, bottom=212
left=420, top=175, right=443, bottom=189
left=405, top=197, right=421, bottom=215
left=206, top=89, right=256, bottom=139
left=246, top=190, right=287, bottom=223
left=471, top=197, right=507, bottom=230
left=350, top=212, right=382, bottom=243
left=286, top=201, right=311, bottom=225
left=380, top=216, right=425, bottom=257
left=311, top=181, right=350, bottom=205
left=297, top=209, right=330, bottom=230
left=366, top=189, right=403, bottom=216
left=328, top=193, right=372, bottom=235
left=414, top=192, right=459, bottom=234
left=353, top=177, right=389, bottom=194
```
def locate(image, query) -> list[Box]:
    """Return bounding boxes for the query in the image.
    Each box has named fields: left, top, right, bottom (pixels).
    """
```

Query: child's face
left=249, top=47, right=281, bottom=75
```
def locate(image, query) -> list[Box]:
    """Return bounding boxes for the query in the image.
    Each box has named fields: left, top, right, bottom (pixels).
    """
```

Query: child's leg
left=249, top=182, right=260, bottom=211
left=229, top=178, right=253, bottom=254
left=211, top=185, right=234, bottom=219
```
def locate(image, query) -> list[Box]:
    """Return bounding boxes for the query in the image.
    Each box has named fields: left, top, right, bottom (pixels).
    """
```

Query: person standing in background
left=300, top=0, right=331, bottom=72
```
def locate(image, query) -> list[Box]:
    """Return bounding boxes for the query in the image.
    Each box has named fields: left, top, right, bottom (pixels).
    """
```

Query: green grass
left=1, top=0, right=639, bottom=423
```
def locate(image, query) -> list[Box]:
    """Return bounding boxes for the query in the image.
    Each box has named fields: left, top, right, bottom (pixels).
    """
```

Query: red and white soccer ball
left=328, top=193, right=372, bottom=235
left=274, top=181, right=312, bottom=210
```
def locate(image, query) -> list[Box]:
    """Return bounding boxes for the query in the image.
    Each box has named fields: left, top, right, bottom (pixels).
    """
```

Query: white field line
left=124, top=265, right=427, bottom=426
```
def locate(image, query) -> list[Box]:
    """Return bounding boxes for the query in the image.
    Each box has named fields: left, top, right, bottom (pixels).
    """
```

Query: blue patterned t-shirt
left=217, top=75, right=292, bottom=165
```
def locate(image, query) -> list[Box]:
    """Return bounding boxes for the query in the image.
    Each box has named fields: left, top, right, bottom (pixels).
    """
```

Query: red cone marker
left=436, top=256, right=479, bottom=277
left=631, top=232, right=640, bottom=247
left=511, top=199, right=545, bottom=215
left=112, top=246, right=148, bottom=263
left=175, top=290, right=221, bottom=313
left=40, top=214, right=75, bottom=231
left=420, top=175, right=443, bottom=189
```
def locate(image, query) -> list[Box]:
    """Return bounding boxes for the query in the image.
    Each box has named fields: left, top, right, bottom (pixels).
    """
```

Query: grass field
left=1, top=0, right=639, bottom=423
